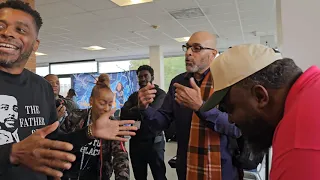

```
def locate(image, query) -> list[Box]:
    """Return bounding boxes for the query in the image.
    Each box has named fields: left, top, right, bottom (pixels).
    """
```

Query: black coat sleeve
left=149, top=88, right=166, bottom=110
left=120, top=93, right=141, bottom=120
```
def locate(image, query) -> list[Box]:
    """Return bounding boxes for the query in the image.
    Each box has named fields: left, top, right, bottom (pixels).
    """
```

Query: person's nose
left=185, top=46, right=193, bottom=57
left=105, top=105, right=112, bottom=113
left=0, top=28, right=15, bottom=39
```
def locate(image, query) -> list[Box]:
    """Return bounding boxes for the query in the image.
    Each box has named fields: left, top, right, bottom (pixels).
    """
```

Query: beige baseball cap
left=200, top=44, right=283, bottom=112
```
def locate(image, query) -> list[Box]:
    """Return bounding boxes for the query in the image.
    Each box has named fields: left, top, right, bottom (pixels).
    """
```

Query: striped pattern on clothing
left=186, top=71, right=222, bottom=180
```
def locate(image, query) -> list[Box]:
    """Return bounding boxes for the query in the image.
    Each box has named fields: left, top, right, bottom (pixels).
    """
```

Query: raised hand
left=91, top=109, right=138, bottom=142
left=138, top=83, right=157, bottom=109
left=10, top=122, right=76, bottom=178
left=56, top=105, right=66, bottom=120
left=173, top=77, right=203, bottom=111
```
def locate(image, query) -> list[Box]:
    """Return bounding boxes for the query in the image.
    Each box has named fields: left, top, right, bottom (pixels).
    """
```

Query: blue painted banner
left=72, top=71, right=138, bottom=110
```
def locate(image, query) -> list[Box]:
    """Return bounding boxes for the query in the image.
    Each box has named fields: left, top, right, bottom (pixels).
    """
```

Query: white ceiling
left=35, top=0, right=276, bottom=64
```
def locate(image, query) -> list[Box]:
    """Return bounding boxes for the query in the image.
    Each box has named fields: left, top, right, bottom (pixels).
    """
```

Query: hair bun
left=97, top=74, right=110, bottom=87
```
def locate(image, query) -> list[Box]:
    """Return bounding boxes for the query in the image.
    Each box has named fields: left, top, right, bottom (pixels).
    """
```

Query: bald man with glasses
left=137, top=31, right=241, bottom=180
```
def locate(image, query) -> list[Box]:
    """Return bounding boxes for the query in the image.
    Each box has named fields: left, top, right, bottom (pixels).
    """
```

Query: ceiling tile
left=202, top=3, right=237, bottom=16
left=178, top=17, right=210, bottom=27
left=37, top=1, right=85, bottom=19
left=241, top=18, right=264, bottom=26
left=92, top=7, right=131, bottom=20
left=137, top=12, right=173, bottom=26
left=36, top=0, right=62, bottom=6
left=40, top=26, right=71, bottom=35
left=162, top=27, right=191, bottom=38
left=123, top=2, right=165, bottom=15
left=155, top=0, right=198, bottom=11
left=207, top=13, right=238, bottom=22
left=116, top=43, right=141, bottom=48
left=210, top=20, right=240, bottom=27
left=217, top=26, right=243, bottom=37
left=240, top=10, right=269, bottom=19
left=134, top=30, right=164, bottom=39
left=39, top=35, right=71, bottom=43
left=64, top=13, right=102, bottom=24
left=126, top=36, right=149, bottom=42
left=109, top=39, right=130, bottom=44
left=187, top=24, right=215, bottom=34
left=99, top=17, right=150, bottom=32
left=34, top=0, right=275, bottom=64
left=197, top=0, right=234, bottom=7
left=67, top=0, right=118, bottom=11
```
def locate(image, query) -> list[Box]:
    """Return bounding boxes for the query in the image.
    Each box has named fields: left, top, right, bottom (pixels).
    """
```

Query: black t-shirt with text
left=63, top=139, right=100, bottom=180
left=0, top=69, right=57, bottom=180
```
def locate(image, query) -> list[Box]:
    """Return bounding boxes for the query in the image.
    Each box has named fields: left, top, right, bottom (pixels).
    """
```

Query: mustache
left=0, top=37, right=21, bottom=49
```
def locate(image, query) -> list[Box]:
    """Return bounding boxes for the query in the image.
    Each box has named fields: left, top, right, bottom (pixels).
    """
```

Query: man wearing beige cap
left=201, top=44, right=320, bottom=179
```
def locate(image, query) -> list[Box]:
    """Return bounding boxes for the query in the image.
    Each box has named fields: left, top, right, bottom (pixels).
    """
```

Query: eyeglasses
left=182, top=44, right=215, bottom=53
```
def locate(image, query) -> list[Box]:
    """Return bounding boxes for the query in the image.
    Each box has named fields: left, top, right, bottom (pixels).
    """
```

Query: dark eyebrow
left=16, top=21, right=30, bottom=29
left=0, top=19, right=7, bottom=24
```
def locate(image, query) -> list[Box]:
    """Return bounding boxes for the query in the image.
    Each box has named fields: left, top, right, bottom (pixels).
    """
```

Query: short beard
left=0, top=46, right=33, bottom=68
left=237, top=117, right=275, bottom=154
left=186, top=64, right=200, bottom=73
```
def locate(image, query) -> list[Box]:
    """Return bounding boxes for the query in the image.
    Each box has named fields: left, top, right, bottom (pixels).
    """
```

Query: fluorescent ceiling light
left=82, top=46, right=106, bottom=51
left=174, top=37, right=190, bottom=42
left=35, top=52, right=47, bottom=56
left=111, top=0, right=153, bottom=6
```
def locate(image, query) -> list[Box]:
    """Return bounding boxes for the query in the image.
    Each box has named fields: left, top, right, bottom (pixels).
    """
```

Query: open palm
left=92, top=109, right=137, bottom=141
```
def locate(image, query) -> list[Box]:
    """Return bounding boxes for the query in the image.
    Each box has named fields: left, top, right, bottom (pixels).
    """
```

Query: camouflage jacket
left=60, top=109, right=130, bottom=180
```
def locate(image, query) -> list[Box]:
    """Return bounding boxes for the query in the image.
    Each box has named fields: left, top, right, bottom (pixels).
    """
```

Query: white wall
left=278, top=0, right=320, bottom=70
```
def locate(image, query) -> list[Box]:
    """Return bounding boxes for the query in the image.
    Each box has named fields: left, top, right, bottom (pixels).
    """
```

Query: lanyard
left=78, top=110, right=92, bottom=180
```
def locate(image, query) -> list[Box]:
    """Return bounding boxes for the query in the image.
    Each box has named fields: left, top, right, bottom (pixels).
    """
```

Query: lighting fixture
left=82, top=46, right=106, bottom=51
left=111, top=0, right=153, bottom=7
left=174, top=37, right=190, bottom=42
left=35, top=52, right=47, bottom=56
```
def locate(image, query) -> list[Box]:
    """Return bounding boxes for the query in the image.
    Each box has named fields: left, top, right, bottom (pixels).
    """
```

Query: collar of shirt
left=184, top=68, right=210, bottom=86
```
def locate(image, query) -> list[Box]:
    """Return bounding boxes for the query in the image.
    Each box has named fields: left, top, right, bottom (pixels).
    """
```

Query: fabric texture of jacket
left=120, top=84, right=166, bottom=141
left=60, top=109, right=130, bottom=180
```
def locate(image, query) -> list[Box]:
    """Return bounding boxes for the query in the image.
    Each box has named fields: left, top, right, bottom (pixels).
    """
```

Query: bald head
left=188, top=31, right=217, bottom=49
left=184, top=31, right=218, bottom=75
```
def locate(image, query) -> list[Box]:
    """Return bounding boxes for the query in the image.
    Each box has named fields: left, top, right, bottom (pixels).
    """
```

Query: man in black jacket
left=121, top=65, right=167, bottom=180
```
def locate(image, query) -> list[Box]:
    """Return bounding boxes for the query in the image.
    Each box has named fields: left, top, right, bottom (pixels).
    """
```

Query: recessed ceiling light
left=174, top=37, right=190, bottom=42
left=35, top=52, right=47, bottom=56
left=82, top=46, right=106, bottom=51
left=111, top=0, right=153, bottom=7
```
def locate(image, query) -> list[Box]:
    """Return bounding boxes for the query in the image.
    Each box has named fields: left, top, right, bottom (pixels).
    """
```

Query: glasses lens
left=182, top=45, right=187, bottom=52
left=192, top=45, right=202, bottom=52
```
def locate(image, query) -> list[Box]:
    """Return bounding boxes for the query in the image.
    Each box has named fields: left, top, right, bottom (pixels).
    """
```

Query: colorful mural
left=72, top=71, right=138, bottom=110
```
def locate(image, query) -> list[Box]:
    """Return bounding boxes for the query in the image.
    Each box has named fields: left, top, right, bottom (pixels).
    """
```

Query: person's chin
left=238, top=124, right=274, bottom=153
left=139, top=82, right=147, bottom=87
left=0, top=58, right=19, bottom=67
left=245, top=131, right=274, bottom=153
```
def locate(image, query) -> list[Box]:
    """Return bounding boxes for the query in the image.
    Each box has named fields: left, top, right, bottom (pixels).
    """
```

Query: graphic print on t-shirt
left=0, top=95, right=20, bottom=145
left=0, top=94, right=47, bottom=145
left=80, top=139, right=101, bottom=156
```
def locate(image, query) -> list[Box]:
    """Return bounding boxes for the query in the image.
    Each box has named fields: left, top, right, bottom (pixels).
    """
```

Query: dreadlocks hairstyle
left=0, top=1, right=43, bottom=33
left=91, top=74, right=112, bottom=97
